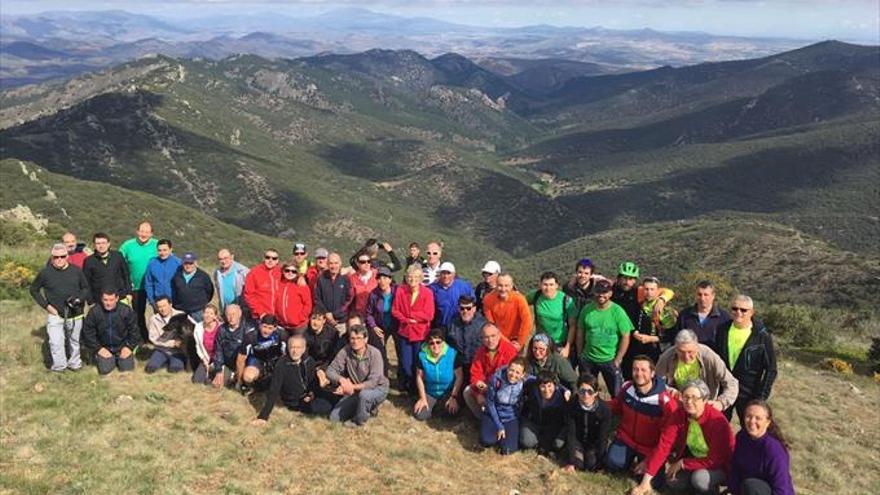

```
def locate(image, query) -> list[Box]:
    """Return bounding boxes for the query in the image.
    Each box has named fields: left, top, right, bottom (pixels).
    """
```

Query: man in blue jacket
left=144, top=239, right=180, bottom=311
left=430, top=262, right=475, bottom=328
left=171, top=252, right=214, bottom=322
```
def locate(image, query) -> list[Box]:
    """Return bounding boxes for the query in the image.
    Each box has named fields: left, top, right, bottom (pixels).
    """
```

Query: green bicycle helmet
left=618, top=261, right=640, bottom=278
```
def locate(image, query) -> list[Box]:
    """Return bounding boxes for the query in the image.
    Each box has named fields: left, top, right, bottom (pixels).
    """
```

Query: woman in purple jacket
left=727, top=400, right=795, bottom=495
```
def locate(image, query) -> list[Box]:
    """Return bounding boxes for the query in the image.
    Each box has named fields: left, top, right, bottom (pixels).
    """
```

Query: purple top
left=728, top=430, right=795, bottom=495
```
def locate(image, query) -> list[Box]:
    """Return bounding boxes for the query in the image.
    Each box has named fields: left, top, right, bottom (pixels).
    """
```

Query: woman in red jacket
left=392, top=265, right=435, bottom=393
left=666, top=379, right=735, bottom=494
left=275, top=262, right=312, bottom=332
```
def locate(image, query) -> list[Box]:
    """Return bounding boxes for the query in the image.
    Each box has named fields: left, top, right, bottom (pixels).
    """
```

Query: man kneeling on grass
left=82, top=288, right=141, bottom=375
left=320, top=324, right=389, bottom=427
left=251, top=335, right=333, bottom=425
left=236, top=314, right=288, bottom=393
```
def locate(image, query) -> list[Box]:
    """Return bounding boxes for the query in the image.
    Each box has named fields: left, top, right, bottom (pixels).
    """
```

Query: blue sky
left=2, top=1, right=878, bottom=42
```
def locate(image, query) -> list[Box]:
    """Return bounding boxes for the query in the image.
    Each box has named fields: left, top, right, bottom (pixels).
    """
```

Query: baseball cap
left=439, top=261, right=456, bottom=273
left=293, top=242, right=306, bottom=254
left=593, top=279, right=613, bottom=294
left=481, top=260, right=501, bottom=274
left=182, top=252, right=198, bottom=263
left=314, top=248, right=329, bottom=258
left=377, top=266, right=393, bottom=278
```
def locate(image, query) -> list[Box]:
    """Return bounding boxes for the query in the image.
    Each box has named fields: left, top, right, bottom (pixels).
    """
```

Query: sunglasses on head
left=264, top=255, right=279, bottom=260
left=731, top=307, right=751, bottom=313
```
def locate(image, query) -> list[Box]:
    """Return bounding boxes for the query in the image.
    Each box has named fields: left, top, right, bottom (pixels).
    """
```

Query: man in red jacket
left=607, top=354, right=684, bottom=495
left=243, top=249, right=281, bottom=322
left=463, top=322, right=518, bottom=418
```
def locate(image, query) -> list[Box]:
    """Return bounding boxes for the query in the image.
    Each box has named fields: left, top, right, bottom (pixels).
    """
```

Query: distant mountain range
left=0, top=8, right=814, bottom=88
left=1, top=37, right=877, bottom=308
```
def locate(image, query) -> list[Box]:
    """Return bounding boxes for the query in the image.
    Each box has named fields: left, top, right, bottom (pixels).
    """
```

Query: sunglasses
left=428, top=340, right=443, bottom=346
left=264, top=255, right=279, bottom=260
left=316, top=256, right=327, bottom=260
left=731, top=307, right=751, bottom=313
left=426, top=251, right=439, bottom=255
left=294, top=251, right=306, bottom=255
left=459, top=306, right=475, bottom=311
left=578, top=388, right=597, bottom=396
left=52, top=255, right=68, bottom=259
left=283, top=269, right=297, bottom=274
left=357, top=259, right=371, bottom=264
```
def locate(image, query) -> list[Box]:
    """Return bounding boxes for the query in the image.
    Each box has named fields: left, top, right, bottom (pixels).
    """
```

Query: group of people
left=30, top=223, right=793, bottom=494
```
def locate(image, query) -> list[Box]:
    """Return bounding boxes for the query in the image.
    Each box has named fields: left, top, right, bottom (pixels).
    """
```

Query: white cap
left=438, top=261, right=456, bottom=273
left=481, top=260, right=501, bottom=274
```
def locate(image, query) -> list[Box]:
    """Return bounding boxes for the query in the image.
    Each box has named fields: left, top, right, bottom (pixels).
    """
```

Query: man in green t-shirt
left=529, top=271, right=577, bottom=358
left=576, top=280, right=633, bottom=395
left=119, top=221, right=159, bottom=342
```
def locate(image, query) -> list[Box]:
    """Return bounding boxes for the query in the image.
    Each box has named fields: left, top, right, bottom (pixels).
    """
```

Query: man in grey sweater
left=320, top=324, right=389, bottom=426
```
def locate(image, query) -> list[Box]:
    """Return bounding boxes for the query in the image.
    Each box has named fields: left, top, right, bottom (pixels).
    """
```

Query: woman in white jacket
left=192, top=304, right=222, bottom=384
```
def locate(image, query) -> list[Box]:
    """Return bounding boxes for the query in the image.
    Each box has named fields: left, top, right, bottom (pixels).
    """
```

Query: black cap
left=593, top=280, right=613, bottom=294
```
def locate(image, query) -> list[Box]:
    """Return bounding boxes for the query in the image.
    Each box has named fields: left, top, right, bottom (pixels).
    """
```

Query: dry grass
left=1, top=300, right=878, bottom=494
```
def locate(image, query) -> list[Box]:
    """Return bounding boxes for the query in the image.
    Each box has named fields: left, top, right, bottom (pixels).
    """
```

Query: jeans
left=413, top=390, right=458, bottom=421
left=145, top=348, right=186, bottom=373
left=519, top=418, right=565, bottom=451
left=463, top=385, right=485, bottom=419
left=329, top=387, right=389, bottom=425
left=606, top=439, right=665, bottom=489
left=96, top=351, right=135, bottom=375
left=46, top=314, right=82, bottom=371
left=579, top=358, right=623, bottom=396
left=397, top=336, right=422, bottom=394
left=741, top=478, right=773, bottom=495
left=133, top=289, right=148, bottom=343
left=187, top=310, right=204, bottom=323
left=479, top=415, right=520, bottom=455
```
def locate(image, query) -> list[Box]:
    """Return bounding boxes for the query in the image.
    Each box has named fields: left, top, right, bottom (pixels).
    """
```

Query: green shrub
left=0, top=219, right=44, bottom=247
left=762, top=303, right=825, bottom=348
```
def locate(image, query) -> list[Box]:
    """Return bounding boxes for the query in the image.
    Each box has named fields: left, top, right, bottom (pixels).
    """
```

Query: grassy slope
left=1, top=301, right=877, bottom=494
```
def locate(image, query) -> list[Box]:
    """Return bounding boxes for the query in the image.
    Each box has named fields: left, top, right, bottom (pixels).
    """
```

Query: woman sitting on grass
left=479, top=356, right=534, bottom=455
left=562, top=373, right=612, bottom=473
left=412, top=328, right=464, bottom=421
left=727, top=400, right=795, bottom=495
left=192, top=304, right=221, bottom=385
left=519, top=370, right=570, bottom=454
left=666, top=379, right=734, bottom=494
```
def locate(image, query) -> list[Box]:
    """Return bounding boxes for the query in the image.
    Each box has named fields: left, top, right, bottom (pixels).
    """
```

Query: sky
left=1, top=0, right=878, bottom=43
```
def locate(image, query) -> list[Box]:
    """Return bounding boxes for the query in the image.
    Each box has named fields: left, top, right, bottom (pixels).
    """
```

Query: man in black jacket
left=210, top=304, right=254, bottom=388
left=171, top=252, right=214, bottom=322
left=314, top=253, right=353, bottom=335
left=251, top=334, right=334, bottom=424
left=30, top=243, right=91, bottom=372
left=82, top=233, right=131, bottom=304
left=676, top=281, right=731, bottom=351
left=82, top=289, right=141, bottom=375
left=715, top=294, right=778, bottom=424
